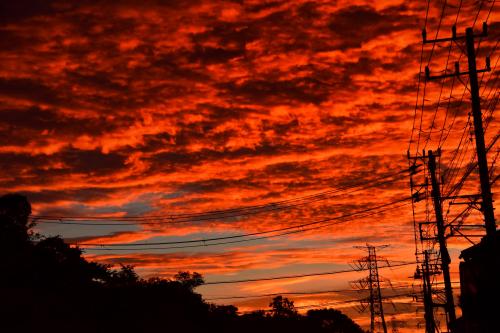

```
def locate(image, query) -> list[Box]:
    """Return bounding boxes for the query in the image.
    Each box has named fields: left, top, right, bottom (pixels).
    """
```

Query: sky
left=1, top=0, right=499, bottom=332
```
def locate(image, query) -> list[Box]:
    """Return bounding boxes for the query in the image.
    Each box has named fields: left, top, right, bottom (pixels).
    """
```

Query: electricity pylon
left=351, top=244, right=389, bottom=333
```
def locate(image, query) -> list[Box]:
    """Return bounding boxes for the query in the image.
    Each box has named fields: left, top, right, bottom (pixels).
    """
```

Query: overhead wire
left=409, top=0, right=432, bottom=153
left=204, top=283, right=425, bottom=301
left=438, top=0, right=495, bottom=150
left=443, top=49, right=500, bottom=197
left=201, top=261, right=416, bottom=286
left=33, top=169, right=410, bottom=226
left=442, top=56, right=497, bottom=195
left=423, top=0, right=453, bottom=150
left=77, top=197, right=412, bottom=249
left=437, top=0, right=463, bottom=148
left=238, top=292, right=424, bottom=314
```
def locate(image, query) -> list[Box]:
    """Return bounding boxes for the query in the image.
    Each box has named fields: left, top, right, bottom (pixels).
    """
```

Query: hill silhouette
left=0, top=193, right=365, bottom=333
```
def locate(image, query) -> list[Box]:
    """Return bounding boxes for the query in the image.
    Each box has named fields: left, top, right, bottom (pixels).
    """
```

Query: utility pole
left=424, top=23, right=496, bottom=238
left=428, top=150, right=456, bottom=326
left=422, top=251, right=436, bottom=333
left=409, top=149, right=455, bottom=332
left=465, top=27, right=496, bottom=239
left=412, top=250, right=437, bottom=333
left=351, top=244, right=388, bottom=333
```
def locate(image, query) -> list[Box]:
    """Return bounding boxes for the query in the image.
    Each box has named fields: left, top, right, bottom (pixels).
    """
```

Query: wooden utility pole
left=428, top=150, right=456, bottom=326
left=422, top=251, right=436, bottom=333
left=464, top=27, right=497, bottom=239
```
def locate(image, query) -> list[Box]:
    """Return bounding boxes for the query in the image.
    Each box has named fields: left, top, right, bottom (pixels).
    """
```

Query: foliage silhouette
left=306, top=309, right=366, bottom=332
left=269, top=295, right=298, bottom=318
left=0, top=194, right=365, bottom=333
left=174, top=271, right=204, bottom=290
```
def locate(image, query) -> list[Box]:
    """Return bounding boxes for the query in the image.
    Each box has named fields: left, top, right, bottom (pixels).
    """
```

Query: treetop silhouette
left=0, top=194, right=365, bottom=333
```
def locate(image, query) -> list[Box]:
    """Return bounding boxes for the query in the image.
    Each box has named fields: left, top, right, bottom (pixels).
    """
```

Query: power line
left=80, top=205, right=413, bottom=251
left=239, top=292, right=424, bottom=314
left=201, top=262, right=416, bottom=286
left=204, top=284, right=422, bottom=301
left=415, top=0, right=450, bottom=153
left=444, top=53, right=499, bottom=189
left=445, top=131, right=500, bottom=198
left=436, top=0, right=495, bottom=151
left=215, top=283, right=463, bottom=304
left=423, top=0, right=453, bottom=151
left=436, top=0, right=463, bottom=148
left=33, top=169, right=410, bottom=226
left=425, top=0, right=448, bottom=67
left=409, top=0, right=432, bottom=152
left=75, top=197, right=412, bottom=248
left=443, top=65, right=500, bottom=199
left=35, top=171, right=406, bottom=220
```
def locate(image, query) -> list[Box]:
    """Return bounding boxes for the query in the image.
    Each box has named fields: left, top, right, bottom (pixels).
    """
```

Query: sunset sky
left=1, top=0, right=499, bottom=331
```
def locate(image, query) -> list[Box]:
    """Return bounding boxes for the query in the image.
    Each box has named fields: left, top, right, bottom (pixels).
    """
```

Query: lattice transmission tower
left=351, top=244, right=389, bottom=333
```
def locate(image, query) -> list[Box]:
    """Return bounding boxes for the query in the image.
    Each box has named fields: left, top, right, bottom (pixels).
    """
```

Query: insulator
left=409, top=164, right=418, bottom=176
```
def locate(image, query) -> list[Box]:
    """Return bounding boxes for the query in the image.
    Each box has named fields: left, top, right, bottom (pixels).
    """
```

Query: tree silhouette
left=0, top=193, right=32, bottom=246
left=32, top=235, right=109, bottom=287
left=0, top=194, right=367, bottom=333
left=269, top=295, right=298, bottom=318
left=174, top=271, right=204, bottom=290
left=306, top=309, right=365, bottom=333
left=0, top=193, right=34, bottom=286
left=109, top=264, right=140, bottom=286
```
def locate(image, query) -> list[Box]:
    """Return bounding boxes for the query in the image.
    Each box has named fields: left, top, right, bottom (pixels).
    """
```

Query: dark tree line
left=0, top=194, right=365, bottom=333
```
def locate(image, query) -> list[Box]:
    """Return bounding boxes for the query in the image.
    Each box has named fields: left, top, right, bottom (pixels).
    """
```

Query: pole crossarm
left=423, top=23, right=491, bottom=81
left=425, top=58, right=491, bottom=81
left=422, top=22, right=488, bottom=44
